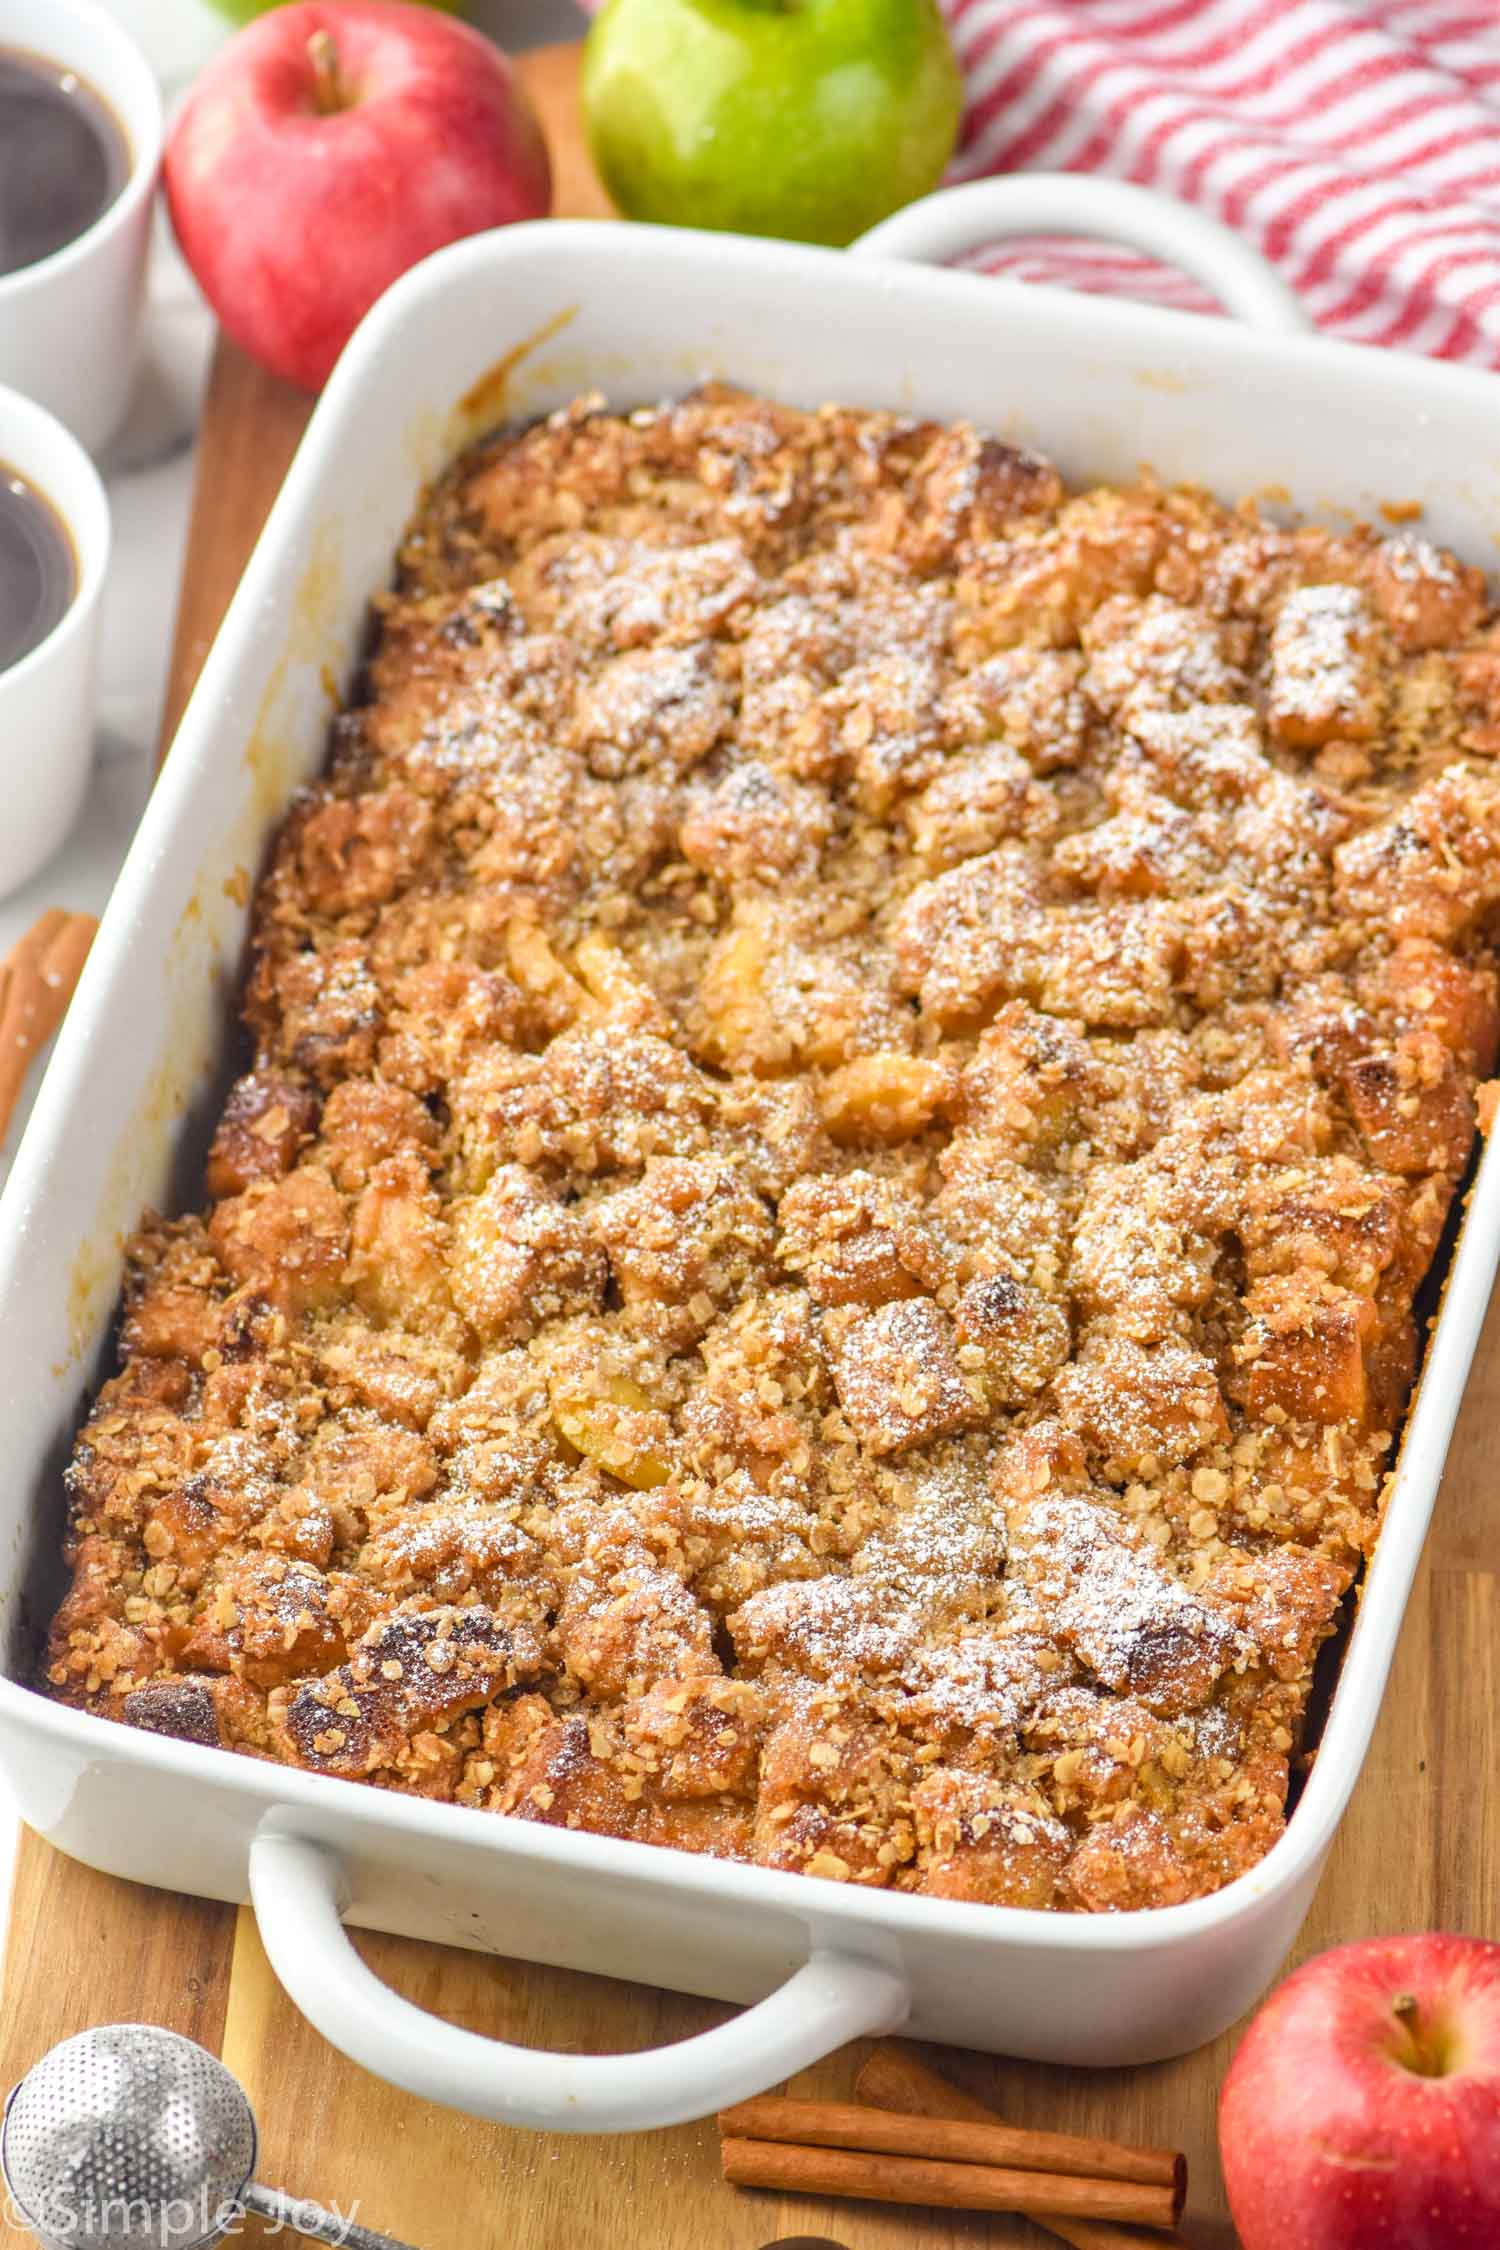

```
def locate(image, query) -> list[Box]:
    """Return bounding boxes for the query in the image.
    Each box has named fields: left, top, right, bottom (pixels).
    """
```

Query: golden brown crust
left=43, top=385, right=1500, bottom=1911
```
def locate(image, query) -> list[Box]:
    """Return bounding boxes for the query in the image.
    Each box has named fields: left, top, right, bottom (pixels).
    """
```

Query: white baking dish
left=3, top=180, right=1500, bottom=2133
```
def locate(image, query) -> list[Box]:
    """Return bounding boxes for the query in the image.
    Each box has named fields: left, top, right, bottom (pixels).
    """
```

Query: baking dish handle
left=249, top=1830, right=910, bottom=2132
left=851, top=175, right=1311, bottom=334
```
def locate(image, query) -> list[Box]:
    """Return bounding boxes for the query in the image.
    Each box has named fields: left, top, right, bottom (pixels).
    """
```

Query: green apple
left=583, top=0, right=963, bottom=247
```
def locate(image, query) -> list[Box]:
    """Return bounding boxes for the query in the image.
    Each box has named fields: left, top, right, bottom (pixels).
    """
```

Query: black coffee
left=0, top=45, right=129, bottom=278
left=0, top=463, right=75, bottom=673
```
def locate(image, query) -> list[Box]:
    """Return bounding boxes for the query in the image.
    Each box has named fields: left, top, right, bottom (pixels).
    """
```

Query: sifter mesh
left=1, top=2025, right=256, bottom=2250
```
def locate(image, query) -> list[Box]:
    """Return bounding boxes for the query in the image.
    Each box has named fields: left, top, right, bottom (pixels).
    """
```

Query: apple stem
left=1391, top=1990, right=1452, bottom=2077
left=307, top=28, right=348, bottom=116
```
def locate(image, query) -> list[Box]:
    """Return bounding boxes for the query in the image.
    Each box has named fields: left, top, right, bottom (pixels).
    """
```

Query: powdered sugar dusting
left=49, top=384, right=1499, bottom=1917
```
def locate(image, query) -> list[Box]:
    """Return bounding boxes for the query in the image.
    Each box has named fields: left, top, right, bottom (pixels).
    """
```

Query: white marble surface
left=0, top=0, right=583, bottom=1985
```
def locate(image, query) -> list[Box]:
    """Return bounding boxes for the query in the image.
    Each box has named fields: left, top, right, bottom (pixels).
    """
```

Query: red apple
left=1220, top=1934, right=1500, bottom=2249
left=166, top=0, right=551, bottom=391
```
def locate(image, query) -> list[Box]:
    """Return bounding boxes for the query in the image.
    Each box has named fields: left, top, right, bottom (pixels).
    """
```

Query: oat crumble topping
left=44, top=386, right=1500, bottom=1912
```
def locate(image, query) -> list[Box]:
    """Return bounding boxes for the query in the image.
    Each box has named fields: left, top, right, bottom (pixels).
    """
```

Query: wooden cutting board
left=2, top=42, right=1495, bottom=2250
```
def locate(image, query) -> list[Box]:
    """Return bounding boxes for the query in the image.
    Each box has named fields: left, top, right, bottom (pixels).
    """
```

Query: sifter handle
left=243, top=2180, right=422, bottom=2250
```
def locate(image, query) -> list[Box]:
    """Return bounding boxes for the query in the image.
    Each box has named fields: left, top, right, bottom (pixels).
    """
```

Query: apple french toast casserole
left=44, top=386, right=1500, bottom=1914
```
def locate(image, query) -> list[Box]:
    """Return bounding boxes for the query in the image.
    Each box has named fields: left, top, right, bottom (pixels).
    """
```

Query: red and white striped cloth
left=937, top=0, right=1500, bottom=362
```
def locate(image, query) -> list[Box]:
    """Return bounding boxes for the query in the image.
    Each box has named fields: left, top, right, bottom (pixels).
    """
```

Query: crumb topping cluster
left=44, top=386, right=1500, bottom=1912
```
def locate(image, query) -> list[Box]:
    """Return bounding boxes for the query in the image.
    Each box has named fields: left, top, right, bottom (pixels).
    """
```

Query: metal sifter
left=1, top=2024, right=419, bottom=2250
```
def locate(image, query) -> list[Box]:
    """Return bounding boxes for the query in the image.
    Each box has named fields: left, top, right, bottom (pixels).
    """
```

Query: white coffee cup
left=0, top=384, right=109, bottom=896
left=0, top=0, right=164, bottom=454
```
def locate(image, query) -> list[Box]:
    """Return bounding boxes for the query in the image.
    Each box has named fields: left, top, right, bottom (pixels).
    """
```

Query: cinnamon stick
left=0, top=909, right=97, bottom=1141
left=856, top=2041, right=1191, bottom=2250
left=719, top=2136, right=1180, bottom=2229
left=720, top=2093, right=1183, bottom=2195
left=859, top=2037, right=1058, bottom=2123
